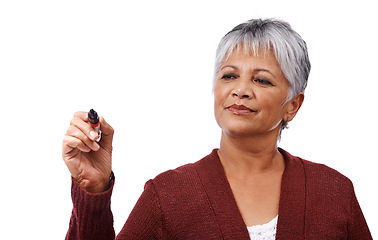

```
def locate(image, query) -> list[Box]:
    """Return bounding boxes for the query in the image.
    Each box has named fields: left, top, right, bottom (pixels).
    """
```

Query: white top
left=247, top=215, right=278, bottom=240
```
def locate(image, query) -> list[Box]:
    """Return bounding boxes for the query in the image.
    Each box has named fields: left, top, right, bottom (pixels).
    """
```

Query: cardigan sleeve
left=65, top=176, right=165, bottom=240
left=347, top=186, right=372, bottom=239
left=116, top=180, right=165, bottom=239
left=65, top=176, right=116, bottom=240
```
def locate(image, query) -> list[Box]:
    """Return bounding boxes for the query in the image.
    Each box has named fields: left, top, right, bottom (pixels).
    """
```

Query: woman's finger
left=98, top=116, right=114, bottom=144
left=72, top=111, right=100, bottom=141
left=65, top=124, right=100, bottom=151
left=73, top=111, right=89, bottom=121
left=70, top=115, right=99, bottom=142
left=63, top=135, right=91, bottom=154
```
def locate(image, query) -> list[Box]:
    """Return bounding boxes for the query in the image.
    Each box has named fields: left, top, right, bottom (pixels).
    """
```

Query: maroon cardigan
left=66, top=149, right=372, bottom=239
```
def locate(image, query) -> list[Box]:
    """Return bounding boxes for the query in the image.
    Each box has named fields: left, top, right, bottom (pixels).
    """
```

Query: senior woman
left=63, top=19, right=372, bottom=239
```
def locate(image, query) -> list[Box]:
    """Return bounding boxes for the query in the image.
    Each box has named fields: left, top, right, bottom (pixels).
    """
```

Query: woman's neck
left=218, top=131, right=285, bottom=178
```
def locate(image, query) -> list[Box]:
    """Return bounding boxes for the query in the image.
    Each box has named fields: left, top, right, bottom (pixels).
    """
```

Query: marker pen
left=88, top=109, right=101, bottom=142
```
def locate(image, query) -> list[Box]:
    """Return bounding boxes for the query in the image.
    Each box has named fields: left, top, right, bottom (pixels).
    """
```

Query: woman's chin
left=221, top=125, right=260, bottom=138
left=220, top=122, right=280, bottom=139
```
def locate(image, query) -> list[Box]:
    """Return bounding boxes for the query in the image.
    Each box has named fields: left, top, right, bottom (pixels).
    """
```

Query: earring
left=285, top=117, right=290, bottom=129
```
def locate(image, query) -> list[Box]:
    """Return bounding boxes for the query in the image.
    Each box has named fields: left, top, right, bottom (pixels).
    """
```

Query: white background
left=1, top=0, right=377, bottom=238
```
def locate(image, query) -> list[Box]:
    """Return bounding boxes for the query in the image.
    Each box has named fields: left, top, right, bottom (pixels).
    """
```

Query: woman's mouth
left=227, top=104, right=256, bottom=115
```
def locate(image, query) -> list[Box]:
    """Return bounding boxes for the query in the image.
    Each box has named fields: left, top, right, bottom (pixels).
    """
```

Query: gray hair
left=214, top=18, right=311, bottom=101
left=213, top=18, right=311, bottom=138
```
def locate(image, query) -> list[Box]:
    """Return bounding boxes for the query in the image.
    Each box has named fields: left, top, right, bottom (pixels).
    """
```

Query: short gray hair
left=214, top=18, right=311, bottom=101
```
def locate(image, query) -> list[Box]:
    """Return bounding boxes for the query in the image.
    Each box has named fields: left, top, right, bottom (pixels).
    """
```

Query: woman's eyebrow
left=221, top=65, right=277, bottom=78
left=221, top=65, right=238, bottom=70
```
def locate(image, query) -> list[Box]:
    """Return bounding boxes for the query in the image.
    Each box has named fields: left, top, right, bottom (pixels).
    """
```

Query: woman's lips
left=227, top=104, right=255, bottom=115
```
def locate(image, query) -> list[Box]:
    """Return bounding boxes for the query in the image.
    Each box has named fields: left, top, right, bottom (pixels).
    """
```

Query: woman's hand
left=62, top=111, right=114, bottom=193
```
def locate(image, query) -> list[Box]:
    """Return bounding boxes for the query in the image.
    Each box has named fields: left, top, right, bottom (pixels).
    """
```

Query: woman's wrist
left=74, top=172, right=115, bottom=193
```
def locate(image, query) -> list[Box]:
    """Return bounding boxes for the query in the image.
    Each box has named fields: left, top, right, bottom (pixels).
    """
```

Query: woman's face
left=214, top=48, right=293, bottom=138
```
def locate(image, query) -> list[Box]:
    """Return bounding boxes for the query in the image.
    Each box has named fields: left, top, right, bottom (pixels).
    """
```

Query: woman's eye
left=255, top=78, right=273, bottom=86
left=221, top=73, right=237, bottom=80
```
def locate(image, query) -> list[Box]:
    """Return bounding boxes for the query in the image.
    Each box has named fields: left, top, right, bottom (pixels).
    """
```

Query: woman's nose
left=232, top=82, right=253, bottom=99
left=232, top=91, right=251, bottom=99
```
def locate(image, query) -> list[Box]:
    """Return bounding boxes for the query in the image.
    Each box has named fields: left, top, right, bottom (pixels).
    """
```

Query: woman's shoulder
left=151, top=162, right=196, bottom=185
left=281, top=148, right=355, bottom=195
left=150, top=149, right=218, bottom=183
left=301, top=157, right=353, bottom=188
left=281, top=148, right=351, bottom=181
left=143, top=151, right=220, bottom=216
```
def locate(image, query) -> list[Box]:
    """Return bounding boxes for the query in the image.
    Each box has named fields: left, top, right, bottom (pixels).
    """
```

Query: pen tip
left=88, top=109, right=98, bottom=121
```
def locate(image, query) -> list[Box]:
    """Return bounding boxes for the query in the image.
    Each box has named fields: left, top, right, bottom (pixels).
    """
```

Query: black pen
left=88, top=109, right=101, bottom=142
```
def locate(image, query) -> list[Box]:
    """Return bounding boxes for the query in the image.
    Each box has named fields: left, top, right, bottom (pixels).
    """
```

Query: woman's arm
left=65, top=175, right=116, bottom=240
left=63, top=112, right=165, bottom=239
left=347, top=188, right=372, bottom=239
left=63, top=111, right=115, bottom=239
left=116, top=180, right=165, bottom=239
left=66, top=177, right=164, bottom=240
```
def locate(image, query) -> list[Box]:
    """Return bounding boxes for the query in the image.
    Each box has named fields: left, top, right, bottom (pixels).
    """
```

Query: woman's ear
left=285, top=92, right=304, bottom=121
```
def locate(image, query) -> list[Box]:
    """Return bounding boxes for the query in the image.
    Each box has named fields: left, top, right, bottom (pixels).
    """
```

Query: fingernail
left=90, top=131, right=97, bottom=139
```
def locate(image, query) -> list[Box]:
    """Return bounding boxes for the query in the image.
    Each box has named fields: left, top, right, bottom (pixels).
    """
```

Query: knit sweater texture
left=66, top=148, right=372, bottom=239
